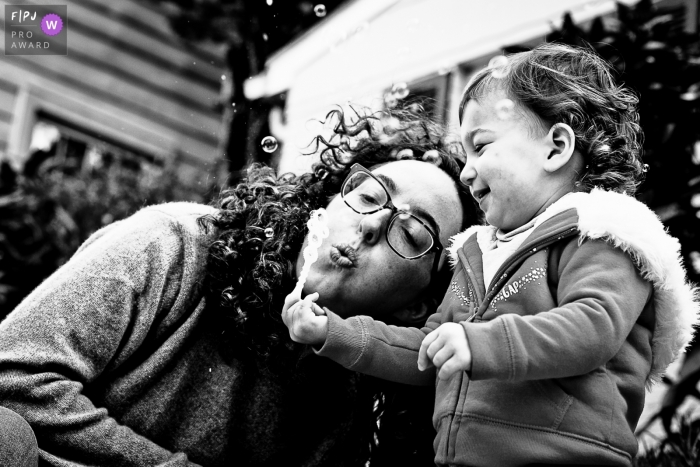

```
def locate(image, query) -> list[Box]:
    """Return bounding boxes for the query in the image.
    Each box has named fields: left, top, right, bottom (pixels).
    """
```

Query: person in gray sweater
left=0, top=406, right=38, bottom=466
left=0, top=106, right=475, bottom=467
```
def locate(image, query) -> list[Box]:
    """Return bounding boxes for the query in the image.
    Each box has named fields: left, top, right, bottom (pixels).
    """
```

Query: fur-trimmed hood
left=448, top=189, right=700, bottom=386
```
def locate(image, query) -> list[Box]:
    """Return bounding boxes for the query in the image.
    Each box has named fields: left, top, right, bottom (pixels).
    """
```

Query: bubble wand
left=291, top=209, right=329, bottom=300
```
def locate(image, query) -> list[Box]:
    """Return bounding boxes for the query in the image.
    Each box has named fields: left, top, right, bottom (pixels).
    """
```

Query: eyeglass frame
left=340, top=163, right=444, bottom=274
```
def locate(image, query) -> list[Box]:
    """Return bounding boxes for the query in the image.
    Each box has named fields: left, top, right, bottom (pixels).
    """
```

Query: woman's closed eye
left=398, top=225, right=420, bottom=248
left=359, top=192, right=382, bottom=206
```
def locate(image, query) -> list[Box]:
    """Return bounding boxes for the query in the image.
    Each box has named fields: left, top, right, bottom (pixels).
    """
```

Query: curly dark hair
left=200, top=105, right=472, bottom=364
left=197, top=105, right=474, bottom=465
left=459, top=42, right=645, bottom=194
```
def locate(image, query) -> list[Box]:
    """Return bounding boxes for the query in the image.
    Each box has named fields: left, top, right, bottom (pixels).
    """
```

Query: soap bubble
left=488, top=55, right=509, bottom=79
left=495, top=99, right=515, bottom=120
left=261, top=136, right=278, bottom=153
left=308, top=232, right=323, bottom=248
left=391, top=82, right=409, bottom=99
left=264, top=228, right=274, bottom=238
left=314, top=4, right=327, bottom=17
left=642, top=163, right=650, bottom=173
left=303, top=247, right=319, bottom=262
left=384, top=93, right=398, bottom=109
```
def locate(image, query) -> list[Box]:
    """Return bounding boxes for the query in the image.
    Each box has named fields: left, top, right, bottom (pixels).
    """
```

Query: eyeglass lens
left=342, top=171, right=434, bottom=258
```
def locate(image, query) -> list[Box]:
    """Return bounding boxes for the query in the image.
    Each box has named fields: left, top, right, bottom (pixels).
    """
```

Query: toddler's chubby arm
left=282, top=292, right=441, bottom=385
left=418, top=322, right=473, bottom=380
left=282, top=292, right=328, bottom=346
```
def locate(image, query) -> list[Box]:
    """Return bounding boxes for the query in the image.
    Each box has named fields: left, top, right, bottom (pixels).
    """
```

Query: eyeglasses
left=340, top=164, right=443, bottom=273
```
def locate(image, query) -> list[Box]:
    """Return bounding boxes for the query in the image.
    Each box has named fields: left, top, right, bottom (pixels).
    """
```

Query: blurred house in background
left=244, top=0, right=698, bottom=175
left=0, top=0, right=226, bottom=189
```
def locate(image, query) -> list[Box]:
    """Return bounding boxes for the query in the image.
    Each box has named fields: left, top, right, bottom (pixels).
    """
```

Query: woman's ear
left=544, top=123, right=576, bottom=173
left=390, top=300, right=430, bottom=327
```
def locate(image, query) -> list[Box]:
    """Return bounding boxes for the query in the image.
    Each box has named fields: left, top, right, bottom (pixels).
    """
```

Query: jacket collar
left=447, top=189, right=700, bottom=387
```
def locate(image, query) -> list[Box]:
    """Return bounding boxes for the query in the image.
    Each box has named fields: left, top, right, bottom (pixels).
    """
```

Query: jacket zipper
left=464, top=226, right=579, bottom=319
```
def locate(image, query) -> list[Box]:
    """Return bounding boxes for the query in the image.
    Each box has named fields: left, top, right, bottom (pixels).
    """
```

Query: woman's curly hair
left=197, top=105, right=473, bottom=464
left=199, top=105, right=472, bottom=365
left=459, top=42, right=645, bottom=194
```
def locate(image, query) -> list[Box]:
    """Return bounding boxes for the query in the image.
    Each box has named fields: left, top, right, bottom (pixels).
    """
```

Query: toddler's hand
left=417, top=322, right=472, bottom=380
left=281, top=292, right=328, bottom=346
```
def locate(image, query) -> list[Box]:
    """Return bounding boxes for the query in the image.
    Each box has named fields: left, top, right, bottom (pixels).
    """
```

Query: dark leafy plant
left=0, top=158, right=208, bottom=318
left=546, top=0, right=700, bottom=455
left=634, top=416, right=700, bottom=466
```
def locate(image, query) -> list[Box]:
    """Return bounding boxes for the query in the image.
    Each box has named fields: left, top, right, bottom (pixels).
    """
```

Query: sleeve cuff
left=462, top=317, right=516, bottom=381
left=314, top=310, right=368, bottom=370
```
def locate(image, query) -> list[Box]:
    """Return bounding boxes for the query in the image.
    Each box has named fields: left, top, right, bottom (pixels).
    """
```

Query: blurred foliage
left=0, top=156, right=207, bottom=318
left=546, top=0, right=700, bottom=458
left=634, top=416, right=700, bottom=466
left=547, top=0, right=700, bottom=283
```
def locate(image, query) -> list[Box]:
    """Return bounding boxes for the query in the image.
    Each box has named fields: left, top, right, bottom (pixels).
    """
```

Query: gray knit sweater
left=0, top=203, right=373, bottom=466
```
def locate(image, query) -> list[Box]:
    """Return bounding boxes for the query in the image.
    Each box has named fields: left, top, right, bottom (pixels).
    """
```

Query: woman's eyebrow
left=375, top=173, right=441, bottom=236
left=375, top=173, right=397, bottom=193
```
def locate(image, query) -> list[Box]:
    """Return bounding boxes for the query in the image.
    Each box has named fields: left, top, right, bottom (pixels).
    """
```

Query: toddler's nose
left=460, top=160, right=476, bottom=186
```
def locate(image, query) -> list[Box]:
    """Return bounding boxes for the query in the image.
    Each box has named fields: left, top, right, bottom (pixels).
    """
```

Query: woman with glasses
left=0, top=106, right=475, bottom=467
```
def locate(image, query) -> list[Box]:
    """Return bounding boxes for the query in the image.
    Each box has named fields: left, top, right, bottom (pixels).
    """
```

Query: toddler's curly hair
left=460, top=42, right=645, bottom=194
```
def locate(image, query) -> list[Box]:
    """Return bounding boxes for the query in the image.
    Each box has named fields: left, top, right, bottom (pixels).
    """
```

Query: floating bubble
left=495, top=98, right=515, bottom=120
left=264, top=228, right=274, bottom=238
left=642, top=163, right=650, bottom=173
left=262, top=33, right=268, bottom=41
left=391, top=82, right=409, bottom=99
left=308, top=232, right=323, bottom=248
left=681, top=90, right=700, bottom=101
left=384, top=93, right=398, bottom=109
left=691, top=194, right=700, bottom=208
left=266, top=0, right=273, bottom=5
left=303, top=246, right=319, bottom=262
left=488, top=55, right=509, bottom=79
left=314, top=4, right=327, bottom=17
left=260, top=136, right=278, bottom=153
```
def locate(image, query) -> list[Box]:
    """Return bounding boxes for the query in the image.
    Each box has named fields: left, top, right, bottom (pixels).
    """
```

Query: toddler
left=283, top=43, right=699, bottom=466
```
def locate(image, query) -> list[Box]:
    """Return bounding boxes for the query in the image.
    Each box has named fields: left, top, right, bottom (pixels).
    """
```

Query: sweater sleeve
left=315, top=309, right=442, bottom=386
left=465, top=238, right=653, bottom=382
left=0, top=211, right=202, bottom=466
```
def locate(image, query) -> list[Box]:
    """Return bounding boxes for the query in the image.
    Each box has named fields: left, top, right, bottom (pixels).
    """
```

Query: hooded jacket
left=317, top=189, right=699, bottom=466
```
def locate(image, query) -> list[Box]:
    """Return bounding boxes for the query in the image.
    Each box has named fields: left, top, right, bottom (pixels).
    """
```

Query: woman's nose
left=460, top=159, right=477, bottom=186
left=357, top=209, right=391, bottom=245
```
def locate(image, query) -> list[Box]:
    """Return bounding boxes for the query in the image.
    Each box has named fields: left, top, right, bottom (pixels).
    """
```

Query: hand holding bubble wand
left=291, top=209, right=329, bottom=307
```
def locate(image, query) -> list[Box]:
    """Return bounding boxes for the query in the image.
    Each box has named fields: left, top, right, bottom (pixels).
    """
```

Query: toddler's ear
left=544, top=123, right=576, bottom=173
